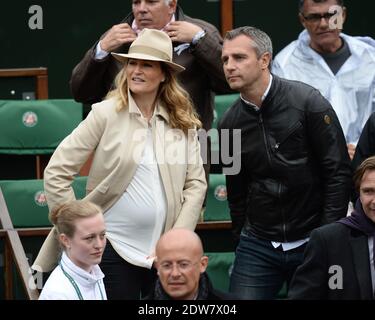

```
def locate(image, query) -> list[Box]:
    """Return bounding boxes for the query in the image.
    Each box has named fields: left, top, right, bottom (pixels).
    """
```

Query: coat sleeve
left=173, top=130, right=207, bottom=230
left=288, top=228, right=329, bottom=299
left=70, top=41, right=114, bottom=104
left=44, top=105, right=105, bottom=211
left=218, top=116, right=246, bottom=245
left=305, top=90, right=352, bottom=224
left=188, top=19, right=231, bottom=94
left=69, top=30, right=131, bottom=104
left=352, top=112, right=375, bottom=170
left=70, top=13, right=136, bottom=104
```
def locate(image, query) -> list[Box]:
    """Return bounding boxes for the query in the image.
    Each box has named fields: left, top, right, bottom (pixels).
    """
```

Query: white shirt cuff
left=95, top=41, right=109, bottom=60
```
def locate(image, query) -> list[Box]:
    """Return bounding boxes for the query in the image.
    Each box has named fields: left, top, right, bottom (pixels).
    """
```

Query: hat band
left=129, top=45, right=171, bottom=62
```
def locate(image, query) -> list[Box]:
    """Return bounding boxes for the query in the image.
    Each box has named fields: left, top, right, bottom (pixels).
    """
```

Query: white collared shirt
left=240, top=74, right=273, bottom=111
left=271, top=238, right=309, bottom=251
left=39, top=252, right=107, bottom=300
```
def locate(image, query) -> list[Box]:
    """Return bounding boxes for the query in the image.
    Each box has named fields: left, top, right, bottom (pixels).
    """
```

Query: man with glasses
left=273, top=0, right=375, bottom=160
left=146, top=228, right=235, bottom=300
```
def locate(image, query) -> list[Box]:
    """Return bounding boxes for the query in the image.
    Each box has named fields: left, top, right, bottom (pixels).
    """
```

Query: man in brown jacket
left=70, top=0, right=230, bottom=132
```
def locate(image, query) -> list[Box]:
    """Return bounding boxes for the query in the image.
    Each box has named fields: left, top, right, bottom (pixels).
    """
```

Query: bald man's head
left=155, top=228, right=208, bottom=300
left=156, top=228, right=204, bottom=257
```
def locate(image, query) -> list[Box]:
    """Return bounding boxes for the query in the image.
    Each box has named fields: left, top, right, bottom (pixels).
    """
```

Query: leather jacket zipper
left=274, top=121, right=302, bottom=152
left=278, top=183, right=287, bottom=242
left=259, top=114, right=272, bottom=165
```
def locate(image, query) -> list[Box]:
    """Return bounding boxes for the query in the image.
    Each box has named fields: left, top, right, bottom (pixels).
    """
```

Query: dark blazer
left=288, top=223, right=373, bottom=300
left=70, top=6, right=230, bottom=131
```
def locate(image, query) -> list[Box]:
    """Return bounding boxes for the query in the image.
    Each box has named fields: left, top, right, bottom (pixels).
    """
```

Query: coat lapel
left=350, top=233, right=373, bottom=299
left=153, top=116, right=175, bottom=231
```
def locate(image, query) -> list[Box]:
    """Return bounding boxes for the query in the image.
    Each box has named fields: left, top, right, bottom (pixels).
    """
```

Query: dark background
left=1, top=0, right=373, bottom=100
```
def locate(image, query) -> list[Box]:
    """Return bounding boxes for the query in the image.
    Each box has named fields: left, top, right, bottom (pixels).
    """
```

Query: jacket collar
left=259, top=74, right=281, bottom=111
left=60, top=251, right=105, bottom=288
left=128, top=90, right=170, bottom=123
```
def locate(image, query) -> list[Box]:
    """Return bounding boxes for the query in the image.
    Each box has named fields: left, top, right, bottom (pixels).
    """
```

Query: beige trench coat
left=33, top=95, right=207, bottom=272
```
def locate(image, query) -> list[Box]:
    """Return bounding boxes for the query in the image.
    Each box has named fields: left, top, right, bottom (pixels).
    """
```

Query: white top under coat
left=39, top=251, right=107, bottom=300
left=104, top=122, right=167, bottom=269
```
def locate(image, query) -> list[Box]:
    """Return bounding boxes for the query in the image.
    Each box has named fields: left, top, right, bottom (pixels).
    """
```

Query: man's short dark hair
left=298, top=0, right=344, bottom=12
left=224, top=26, right=273, bottom=67
left=353, top=156, right=375, bottom=192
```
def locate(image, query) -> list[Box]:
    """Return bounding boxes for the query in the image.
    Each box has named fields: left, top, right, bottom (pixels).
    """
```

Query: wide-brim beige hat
left=111, top=28, right=185, bottom=73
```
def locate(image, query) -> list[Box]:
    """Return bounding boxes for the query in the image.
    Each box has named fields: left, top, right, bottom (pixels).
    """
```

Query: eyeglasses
left=302, top=12, right=336, bottom=23
left=159, top=260, right=199, bottom=273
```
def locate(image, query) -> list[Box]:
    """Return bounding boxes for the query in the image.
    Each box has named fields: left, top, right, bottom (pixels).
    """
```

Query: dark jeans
left=100, top=241, right=157, bottom=300
left=229, top=231, right=307, bottom=300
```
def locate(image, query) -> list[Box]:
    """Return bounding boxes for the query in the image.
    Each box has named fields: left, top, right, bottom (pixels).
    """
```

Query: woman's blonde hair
left=106, top=63, right=202, bottom=133
left=49, top=200, right=102, bottom=238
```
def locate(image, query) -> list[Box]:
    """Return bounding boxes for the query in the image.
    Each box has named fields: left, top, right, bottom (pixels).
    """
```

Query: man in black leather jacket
left=218, top=26, right=352, bottom=300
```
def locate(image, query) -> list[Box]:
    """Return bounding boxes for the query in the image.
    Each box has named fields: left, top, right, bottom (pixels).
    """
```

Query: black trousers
left=100, top=241, right=157, bottom=300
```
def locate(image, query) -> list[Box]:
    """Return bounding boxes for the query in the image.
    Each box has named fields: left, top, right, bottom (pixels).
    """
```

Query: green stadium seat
left=204, top=173, right=230, bottom=221
left=0, top=99, right=82, bottom=179
left=0, top=176, right=87, bottom=299
left=205, top=251, right=234, bottom=292
left=0, top=99, right=82, bottom=154
left=210, top=94, right=239, bottom=173
left=0, top=176, right=87, bottom=228
left=205, top=251, right=288, bottom=298
left=212, top=93, right=239, bottom=129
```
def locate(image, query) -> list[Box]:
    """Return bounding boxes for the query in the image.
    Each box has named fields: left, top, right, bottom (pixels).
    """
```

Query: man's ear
left=169, top=0, right=177, bottom=14
left=341, top=7, right=347, bottom=26
left=154, top=258, right=160, bottom=275
left=260, top=52, right=271, bottom=70
left=199, top=256, right=209, bottom=273
left=299, top=12, right=307, bottom=29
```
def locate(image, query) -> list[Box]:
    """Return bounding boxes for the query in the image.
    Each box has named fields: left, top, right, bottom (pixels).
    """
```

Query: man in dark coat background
left=289, top=156, right=375, bottom=300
